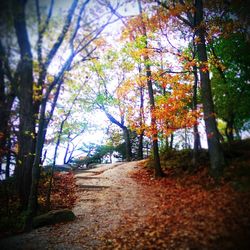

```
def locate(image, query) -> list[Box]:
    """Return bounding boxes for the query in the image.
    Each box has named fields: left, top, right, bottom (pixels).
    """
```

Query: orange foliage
left=154, top=82, right=200, bottom=136
left=119, top=5, right=202, bottom=141
left=118, top=72, right=201, bottom=139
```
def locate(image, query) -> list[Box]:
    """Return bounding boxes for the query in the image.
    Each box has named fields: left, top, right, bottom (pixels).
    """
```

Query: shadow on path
left=76, top=176, right=106, bottom=180
left=77, top=184, right=110, bottom=190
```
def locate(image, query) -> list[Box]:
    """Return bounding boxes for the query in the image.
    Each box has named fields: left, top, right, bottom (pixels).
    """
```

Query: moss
left=32, top=209, right=76, bottom=228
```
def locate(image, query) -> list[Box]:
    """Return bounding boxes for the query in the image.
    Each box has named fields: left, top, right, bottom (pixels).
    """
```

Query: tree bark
left=46, top=122, right=62, bottom=211
left=170, top=133, right=174, bottom=149
left=25, top=80, right=63, bottom=230
left=0, top=46, right=7, bottom=171
left=122, top=127, right=132, bottom=161
left=12, top=0, right=36, bottom=208
left=5, top=137, right=11, bottom=179
left=137, top=69, right=145, bottom=160
left=63, top=142, right=71, bottom=164
left=225, top=117, right=234, bottom=142
left=195, top=0, right=225, bottom=177
left=192, top=65, right=201, bottom=167
left=137, top=133, right=144, bottom=160
left=145, top=60, right=164, bottom=177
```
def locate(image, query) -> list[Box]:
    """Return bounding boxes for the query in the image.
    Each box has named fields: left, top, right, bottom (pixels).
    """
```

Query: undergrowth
left=0, top=171, right=77, bottom=238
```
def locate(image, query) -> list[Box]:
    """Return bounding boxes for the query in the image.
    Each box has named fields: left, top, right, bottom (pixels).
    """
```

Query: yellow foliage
left=33, top=82, right=43, bottom=102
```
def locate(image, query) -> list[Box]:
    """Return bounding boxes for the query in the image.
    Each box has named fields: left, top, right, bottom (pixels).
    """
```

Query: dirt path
left=1, top=161, right=157, bottom=250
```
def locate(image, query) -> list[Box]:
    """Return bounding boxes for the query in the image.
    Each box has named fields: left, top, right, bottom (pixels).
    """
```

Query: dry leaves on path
left=103, top=164, right=250, bottom=250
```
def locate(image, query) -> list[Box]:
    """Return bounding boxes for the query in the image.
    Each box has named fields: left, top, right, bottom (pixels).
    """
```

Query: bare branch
left=69, top=0, right=90, bottom=51
left=44, top=0, right=79, bottom=70
left=35, top=0, right=54, bottom=66
left=41, top=0, right=54, bottom=35
left=159, top=69, right=192, bottom=76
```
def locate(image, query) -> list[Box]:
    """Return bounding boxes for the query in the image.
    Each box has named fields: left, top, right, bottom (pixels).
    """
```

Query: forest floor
left=0, top=161, right=161, bottom=249
left=1, top=141, right=250, bottom=249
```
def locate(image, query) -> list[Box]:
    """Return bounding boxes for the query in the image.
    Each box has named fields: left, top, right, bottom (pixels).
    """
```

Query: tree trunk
left=5, top=137, right=11, bottom=179
left=25, top=81, right=63, bottom=230
left=109, top=152, right=112, bottom=163
left=26, top=18, right=79, bottom=226
left=103, top=109, right=132, bottom=162
left=122, top=127, right=132, bottom=161
left=225, top=117, right=234, bottom=142
left=145, top=58, right=163, bottom=178
left=235, top=128, right=241, bottom=140
left=0, top=48, right=6, bottom=168
left=12, top=0, right=36, bottom=208
left=137, top=74, right=144, bottom=160
left=64, top=144, right=75, bottom=164
left=146, top=142, right=149, bottom=157
left=195, top=0, right=225, bottom=177
left=170, top=133, right=174, bottom=149
left=63, top=142, right=70, bottom=164
left=46, top=133, right=60, bottom=211
left=137, top=132, right=144, bottom=160
left=192, top=65, right=201, bottom=167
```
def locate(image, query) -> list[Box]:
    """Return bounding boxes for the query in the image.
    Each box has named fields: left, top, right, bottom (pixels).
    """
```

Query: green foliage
left=217, top=119, right=227, bottom=139
left=95, top=93, right=118, bottom=107
left=71, top=143, right=117, bottom=166
left=211, top=33, right=250, bottom=134
left=114, top=142, right=127, bottom=160
left=104, top=49, right=119, bottom=64
left=70, top=136, right=132, bottom=167
left=135, top=35, right=147, bottom=49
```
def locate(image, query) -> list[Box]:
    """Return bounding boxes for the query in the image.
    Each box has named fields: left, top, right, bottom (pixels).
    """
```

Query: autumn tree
left=195, top=0, right=226, bottom=177
left=116, top=0, right=201, bottom=176
left=134, top=0, right=164, bottom=177
left=152, top=0, right=227, bottom=177
left=202, top=2, right=250, bottom=142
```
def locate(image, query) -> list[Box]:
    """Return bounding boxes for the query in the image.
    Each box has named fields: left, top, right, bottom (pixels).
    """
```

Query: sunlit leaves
left=154, top=78, right=200, bottom=137
left=33, top=82, right=43, bottom=102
